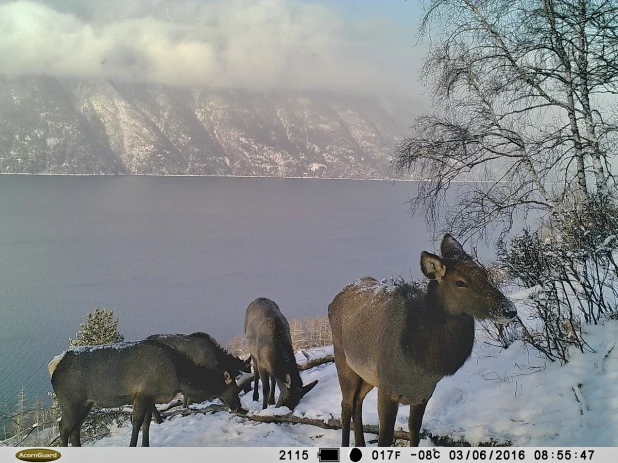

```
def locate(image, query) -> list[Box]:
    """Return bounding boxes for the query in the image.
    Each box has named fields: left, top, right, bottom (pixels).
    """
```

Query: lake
left=0, top=176, right=497, bottom=406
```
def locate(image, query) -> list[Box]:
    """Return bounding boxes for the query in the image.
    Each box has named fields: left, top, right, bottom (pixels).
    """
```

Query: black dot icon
left=350, top=448, right=363, bottom=462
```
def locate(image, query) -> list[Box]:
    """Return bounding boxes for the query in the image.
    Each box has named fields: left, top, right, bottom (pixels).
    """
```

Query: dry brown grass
left=227, top=315, right=332, bottom=358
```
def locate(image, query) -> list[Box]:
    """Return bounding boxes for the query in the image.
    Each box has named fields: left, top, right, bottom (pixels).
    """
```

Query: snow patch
left=47, top=352, right=65, bottom=377
left=68, top=340, right=142, bottom=353
left=46, top=137, right=60, bottom=148
left=88, top=313, right=618, bottom=447
left=352, top=276, right=419, bottom=296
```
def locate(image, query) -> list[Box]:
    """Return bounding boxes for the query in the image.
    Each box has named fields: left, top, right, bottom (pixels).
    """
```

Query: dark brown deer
left=147, top=332, right=252, bottom=421
left=328, top=234, right=517, bottom=447
left=244, top=297, right=318, bottom=410
left=48, top=339, right=246, bottom=447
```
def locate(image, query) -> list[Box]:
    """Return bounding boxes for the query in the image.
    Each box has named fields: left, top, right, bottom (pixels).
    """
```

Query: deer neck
left=178, top=358, right=224, bottom=396
left=402, top=283, right=475, bottom=377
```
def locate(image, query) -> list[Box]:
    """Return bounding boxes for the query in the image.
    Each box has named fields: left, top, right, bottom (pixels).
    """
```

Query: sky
left=0, top=0, right=426, bottom=97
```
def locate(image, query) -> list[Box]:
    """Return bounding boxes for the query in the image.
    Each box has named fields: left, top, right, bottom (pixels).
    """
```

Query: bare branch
left=396, top=0, right=617, bottom=239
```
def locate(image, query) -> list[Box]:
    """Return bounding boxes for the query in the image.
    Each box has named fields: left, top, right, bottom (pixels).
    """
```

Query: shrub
left=0, top=393, right=57, bottom=446
left=497, top=195, right=618, bottom=363
left=50, top=308, right=128, bottom=445
left=69, top=308, right=124, bottom=347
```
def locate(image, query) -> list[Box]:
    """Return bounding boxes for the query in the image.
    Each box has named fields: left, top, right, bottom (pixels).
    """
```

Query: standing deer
left=244, top=298, right=318, bottom=410
left=48, top=339, right=246, bottom=447
left=147, top=332, right=252, bottom=421
left=328, top=234, right=517, bottom=447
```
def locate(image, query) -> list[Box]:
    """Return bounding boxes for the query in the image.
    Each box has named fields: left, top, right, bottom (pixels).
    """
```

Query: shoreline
left=0, top=173, right=503, bottom=183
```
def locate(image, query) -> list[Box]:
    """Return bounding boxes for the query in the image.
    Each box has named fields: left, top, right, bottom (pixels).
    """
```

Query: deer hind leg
left=408, top=398, right=430, bottom=447
left=68, top=428, right=81, bottom=447
left=258, top=367, right=271, bottom=409
left=131, top=397, right=154, bottom=447
left=70, top=403, right=94, bottom=447
left=57, top=419, right=71, bottom=447
left=141, top=405, right=154, bottom=447
left=333, top=357, right=368, bottom=447
left=252, top=356, right=260, bottom=402
left=268, top=376, right=276, bottom=406
left=58, top=401, right=92, bottom=447
left=352, top=380, right=374, bottom=447
left=377, top=388, right=400, bottom=447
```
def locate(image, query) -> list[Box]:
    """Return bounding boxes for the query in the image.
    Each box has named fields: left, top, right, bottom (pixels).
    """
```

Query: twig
left=571, top=383, right=587, bottom=416
left=154, top=403, right=509, bottom=446
left=13, top=425, right=38, bottom=447
left=298, top=355, right=334, bottom=371
left=601, top=341, right=616, bottom=373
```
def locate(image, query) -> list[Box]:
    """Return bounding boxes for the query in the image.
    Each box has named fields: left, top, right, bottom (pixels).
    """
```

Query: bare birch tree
left=395, top=0, right=617, bottom=240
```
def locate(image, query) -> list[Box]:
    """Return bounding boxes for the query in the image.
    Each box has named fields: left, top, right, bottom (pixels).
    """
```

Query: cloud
left=0, top=0, right=423, bottom=96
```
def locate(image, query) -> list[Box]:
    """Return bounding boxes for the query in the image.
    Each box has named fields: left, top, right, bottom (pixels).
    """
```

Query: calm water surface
left=0, top=176, right=485, bottom=405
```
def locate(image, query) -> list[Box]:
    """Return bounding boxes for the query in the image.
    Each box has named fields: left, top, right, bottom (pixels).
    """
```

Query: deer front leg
left=377, top=388, right=399, bottom=447
left=408, top=399, right=429, bottom=447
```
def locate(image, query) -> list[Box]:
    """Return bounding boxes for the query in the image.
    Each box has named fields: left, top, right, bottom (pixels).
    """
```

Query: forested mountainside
left=0, top=76, right=418, bottom=178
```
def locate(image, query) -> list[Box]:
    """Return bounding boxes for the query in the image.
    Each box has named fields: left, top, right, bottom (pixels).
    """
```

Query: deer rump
left=49, top=339, right=242, bottom=447
left=328, top=234, right=517, bottom=447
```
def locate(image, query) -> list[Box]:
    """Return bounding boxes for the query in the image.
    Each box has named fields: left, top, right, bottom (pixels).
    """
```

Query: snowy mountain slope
left=0, top=76, right=418, bottom=178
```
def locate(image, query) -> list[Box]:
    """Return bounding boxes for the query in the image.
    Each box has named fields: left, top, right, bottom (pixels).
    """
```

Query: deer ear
left=285, top=374, right=292, bottom=389
left=440, top=234, right=468, bottom=259
left=421, top=251, right=446, bottom=281
left=224, top=371, right=233, bottom=385
left=301, top=380, right=318, bottom=396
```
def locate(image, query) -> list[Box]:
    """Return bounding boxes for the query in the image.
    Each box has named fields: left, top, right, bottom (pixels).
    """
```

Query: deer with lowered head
left=245, top=297, right=318, bottom=410
left=147, top=331, right=252, bottom=421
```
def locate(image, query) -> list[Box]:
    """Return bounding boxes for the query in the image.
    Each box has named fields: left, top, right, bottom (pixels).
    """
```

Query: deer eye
left=455, top=280, right=468, bottom=288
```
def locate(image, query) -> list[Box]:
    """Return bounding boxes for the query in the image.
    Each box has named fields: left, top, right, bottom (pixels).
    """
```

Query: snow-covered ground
left=91, top=290, right=618, bottom=448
